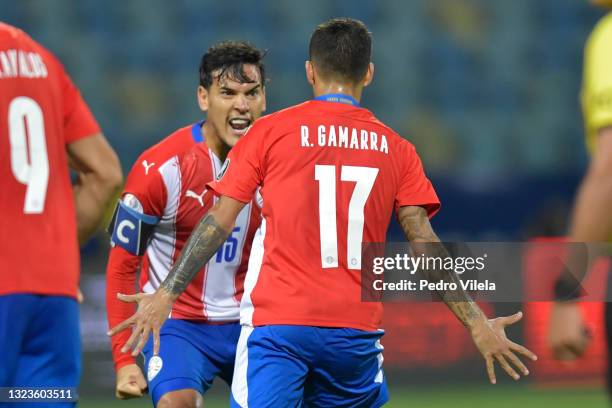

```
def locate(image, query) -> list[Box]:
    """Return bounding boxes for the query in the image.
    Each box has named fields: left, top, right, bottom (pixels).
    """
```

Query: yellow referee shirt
left=582, top=12, right=612, bottom=153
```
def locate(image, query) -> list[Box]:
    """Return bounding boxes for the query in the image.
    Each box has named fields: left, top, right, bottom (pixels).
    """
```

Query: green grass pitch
left=78, top=385, right=608, bottom=407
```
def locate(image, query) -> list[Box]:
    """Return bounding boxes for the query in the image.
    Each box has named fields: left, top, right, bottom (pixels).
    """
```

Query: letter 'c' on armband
left=107, top=195, right=159, bottom=256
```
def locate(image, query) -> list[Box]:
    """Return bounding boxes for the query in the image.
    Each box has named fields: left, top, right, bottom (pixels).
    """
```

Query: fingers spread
left=486, top=356, right=496, bottom=384
left=117, top=293, right=141, bottom=303
left=132, top=326, right=151, bottom=357
left=495, top=354, right=519, bottom=380
left=153, top=327, right=161, bottom=356
left=121, top=325, right=142, bottom=354
left=509, top=340, right=538, bottom=361
left=500, top=311, right=523, bottom=326
left=107, top=315, right=135, bottom=337
left=504, top=350, right=529, bottom=376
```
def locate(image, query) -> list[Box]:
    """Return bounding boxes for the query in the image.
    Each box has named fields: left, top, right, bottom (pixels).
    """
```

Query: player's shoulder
left=366, top=112, right=416, bottom=152
left=0, top=23, right=32, bottom=45
left=588, top=12, right=612, bottom=49
left=0, top=23, right=59, bottom=73
left=134, top=123, right=198, bottom=167
left=125, top=123, right=198, bottom=182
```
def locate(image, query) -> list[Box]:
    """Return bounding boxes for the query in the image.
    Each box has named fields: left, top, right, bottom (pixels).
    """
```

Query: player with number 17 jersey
left=210, top=99, right=440, bottom=331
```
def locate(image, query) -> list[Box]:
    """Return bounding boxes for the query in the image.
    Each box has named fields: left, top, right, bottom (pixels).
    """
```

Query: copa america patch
left=217, top=158, right=230, bottom=180
left=147, top=356, right=163, bottom=381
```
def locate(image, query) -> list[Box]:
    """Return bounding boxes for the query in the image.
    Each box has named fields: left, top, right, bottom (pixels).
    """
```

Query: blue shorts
left=141, top=319, right=241, bottom=406
left=0, top=294, right=80, bottom=408
left=231, top=325, right=388, bottom=408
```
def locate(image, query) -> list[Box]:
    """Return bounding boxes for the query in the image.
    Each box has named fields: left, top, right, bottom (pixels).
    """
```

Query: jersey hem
left=0, top=289, right=77, bottom=299
left=167, top=315, right=240, bottom=324
left=247, top=317, right=380, bottom=332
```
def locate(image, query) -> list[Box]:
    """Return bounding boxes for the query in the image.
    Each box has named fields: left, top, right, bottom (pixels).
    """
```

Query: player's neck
left=313, top=82, right=362, bottom=103
left=201, top=122, right=231, bottom=162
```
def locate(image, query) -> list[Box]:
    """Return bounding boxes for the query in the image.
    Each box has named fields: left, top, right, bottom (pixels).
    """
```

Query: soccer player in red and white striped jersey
left=105, top=41, right=266, bottom=407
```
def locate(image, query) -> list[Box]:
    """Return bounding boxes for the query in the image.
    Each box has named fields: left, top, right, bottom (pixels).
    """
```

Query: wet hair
left=309, top=18, right=372, bottom=83
left=199, top=40, right=266, bottom=89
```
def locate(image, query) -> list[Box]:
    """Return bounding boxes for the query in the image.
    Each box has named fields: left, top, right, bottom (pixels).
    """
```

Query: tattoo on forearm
left=398, top=206, right=484, bottom=328
left=159, top=214, right=230, bottom=296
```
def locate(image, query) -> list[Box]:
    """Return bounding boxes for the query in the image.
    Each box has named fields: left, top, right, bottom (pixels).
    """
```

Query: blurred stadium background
left=1, top=0, right=609, bottom=406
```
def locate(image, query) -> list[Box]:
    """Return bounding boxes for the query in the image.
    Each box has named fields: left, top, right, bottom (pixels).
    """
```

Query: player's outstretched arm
left=67, top=133, right=123, bottom=244
left=397, top=205, right=538, bottom=384
left=108, top=195, right=246, bottom=356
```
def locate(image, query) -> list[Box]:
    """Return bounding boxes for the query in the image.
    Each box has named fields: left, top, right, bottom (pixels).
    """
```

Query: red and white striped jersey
left=106, top=122, right=261, bottom=370
left=135, top=142, right=260, bottom=320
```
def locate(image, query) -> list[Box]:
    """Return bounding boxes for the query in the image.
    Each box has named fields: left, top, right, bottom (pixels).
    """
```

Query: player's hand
left=469, top=311, right=538, bottom=384
left=115, top=364, right=147, bottom=400
left=107, top=290, right=174, bottom=356
left=548, top=302, right=590, bottom=360
left=77, top=288, right=84, bottom=304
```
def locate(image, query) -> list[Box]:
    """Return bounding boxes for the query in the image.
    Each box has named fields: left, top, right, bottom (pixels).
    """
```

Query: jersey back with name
left=0, top=23, right=100, bottom=297
left=208, top=100, right=440, bottom=331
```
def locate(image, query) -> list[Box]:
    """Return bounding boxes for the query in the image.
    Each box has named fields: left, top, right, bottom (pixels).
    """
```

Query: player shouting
left=110, top=19, right=537, bottom=407
left=105, top=41, right=266, bottom=407
left=0, top=22, right=122, bottom=405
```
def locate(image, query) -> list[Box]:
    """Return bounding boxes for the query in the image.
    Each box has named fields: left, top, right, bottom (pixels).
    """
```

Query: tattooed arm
left=108, top=196, right=246, bottom=356
left=397, top=205, right=485, bottom=328
left=160, top=196, right=245, bottom=298
left=397, top=205, right=537, bottom=383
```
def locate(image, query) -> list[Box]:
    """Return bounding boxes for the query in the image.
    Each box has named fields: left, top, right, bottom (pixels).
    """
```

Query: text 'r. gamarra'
left=300, top=125, right=389, bottom=154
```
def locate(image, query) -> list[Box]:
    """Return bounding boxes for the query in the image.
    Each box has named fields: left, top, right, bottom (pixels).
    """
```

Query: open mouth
left=229, top=118, right=251, bottom=135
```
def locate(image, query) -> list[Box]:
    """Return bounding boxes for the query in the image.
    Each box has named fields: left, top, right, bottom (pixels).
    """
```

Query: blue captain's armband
left=107, top=195, right=160, bottom=256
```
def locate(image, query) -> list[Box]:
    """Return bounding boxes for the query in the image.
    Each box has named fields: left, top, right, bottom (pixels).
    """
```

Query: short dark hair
left=309, top=18, right=372, bottom=83
left=199, top=41, right=266, bottom=89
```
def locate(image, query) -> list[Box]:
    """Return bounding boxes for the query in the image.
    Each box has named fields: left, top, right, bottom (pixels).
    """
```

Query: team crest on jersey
left=217, top=159, right=230, bottom=180
left=122, top=193, right=144, bottom=212
left=147, top=356, right=163, bottom=381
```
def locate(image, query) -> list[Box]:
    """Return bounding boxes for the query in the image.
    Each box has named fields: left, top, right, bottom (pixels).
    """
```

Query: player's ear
left=363, top=63, right=374, bottom=87
left=197, top=86, right=209, bottom=112
left=305, top=61, right=315, bottom=86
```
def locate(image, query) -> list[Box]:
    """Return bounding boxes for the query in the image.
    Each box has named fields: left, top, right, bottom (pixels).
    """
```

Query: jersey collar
left=191, top=120, right=205, bottom=142
left=313, top=93, right=360, bottom=107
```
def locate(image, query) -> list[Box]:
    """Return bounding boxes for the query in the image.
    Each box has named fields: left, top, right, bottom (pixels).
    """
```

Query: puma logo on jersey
left=142, top=160, right=155, bottom=175
left=185, top=189, right=206, bottom=207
